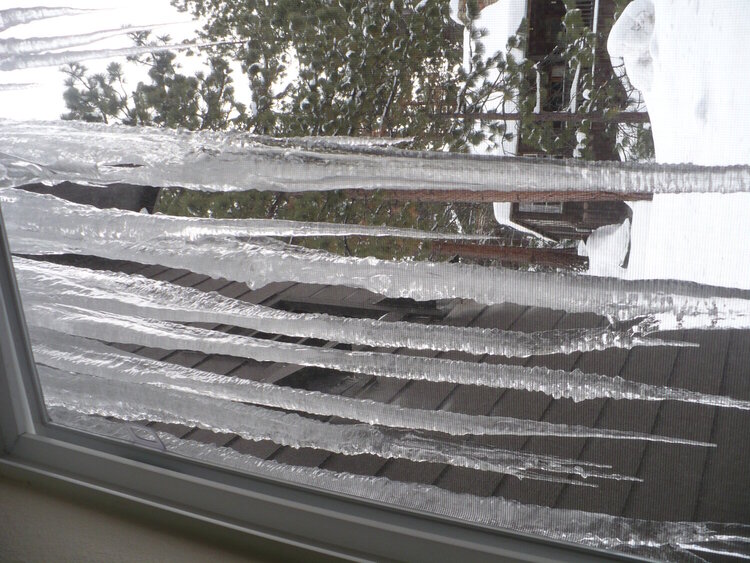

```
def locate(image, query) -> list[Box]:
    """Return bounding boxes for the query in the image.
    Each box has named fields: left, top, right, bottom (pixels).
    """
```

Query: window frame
left=0, top=205, right=641, bottom=563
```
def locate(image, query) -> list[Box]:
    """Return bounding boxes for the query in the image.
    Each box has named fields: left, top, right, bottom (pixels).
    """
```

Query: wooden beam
left=430, top=111, right=650, bottom=123
left=346, top=189, right=652, bottom=203
left=433, top=241, right=588, bottom=270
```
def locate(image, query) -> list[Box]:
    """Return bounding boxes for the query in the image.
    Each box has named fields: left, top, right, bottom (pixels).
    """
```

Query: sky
left=0, top=0, right=251, bottom=120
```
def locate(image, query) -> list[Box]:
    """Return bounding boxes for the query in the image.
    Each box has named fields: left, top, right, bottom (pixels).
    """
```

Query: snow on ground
left=582, top=0, right=750, bottom=289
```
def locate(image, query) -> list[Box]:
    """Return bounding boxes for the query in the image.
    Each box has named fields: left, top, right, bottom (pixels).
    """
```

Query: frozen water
left=0, top=25, right=166, bottom=56
left=14, top=257, right=693, bottom=357
left=1, top=190, right=486, bottom=241
left=0, top=82, right=36, bottom=91
left=49, top=407, right=750, bottom=563
left=7, top=188, right=750, bottom=328
left=0, top=41, right=234, bottom=71
left=38, top=365, right=630, bottom=484
left=31, top=328, right=708, bottom=443
left=2, top=119, right=750, bottom=194
left=0, top=7, right=95, bottom=32
left=22, top=299, right=749, bottom=414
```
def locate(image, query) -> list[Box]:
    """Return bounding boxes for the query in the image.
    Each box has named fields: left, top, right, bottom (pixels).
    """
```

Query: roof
left=36, top=253, right=750, bottom=544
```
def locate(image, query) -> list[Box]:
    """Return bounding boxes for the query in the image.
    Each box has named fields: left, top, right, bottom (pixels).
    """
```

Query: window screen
left=2, top=1, right=750, bottom=561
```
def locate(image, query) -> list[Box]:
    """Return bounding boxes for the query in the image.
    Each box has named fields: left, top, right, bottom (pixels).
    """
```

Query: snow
left=492, top=202, right=553, bottom=241
left=452, top=0, right=527, bottom=156
left=584, top=219, right=631, bottom=277
left=582, top=0, right=750, bottom=289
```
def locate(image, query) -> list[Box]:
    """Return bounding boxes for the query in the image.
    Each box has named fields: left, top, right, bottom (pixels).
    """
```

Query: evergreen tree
left=61, top=32, right=245, bottom=131
left=499, top=0, right=654, bottom=160
left=171, top=0, right=512, bottom=151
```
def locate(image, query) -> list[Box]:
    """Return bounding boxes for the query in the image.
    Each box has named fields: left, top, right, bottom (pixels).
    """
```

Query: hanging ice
left=0, top=191, right=486, bottom=241
left=49, top=407, right=750, bottom=562
left=14, top=257, right=692, bottom=357
left=22, top=299, right=749, bottom=414
left=2, top=119, right=750, bottom=194
left=31, top=328, right=705, bottom=443
left=38, top=365, right=633, bottom=484
left=247, top=134, right=415, bottom=150
left=0, top=41, right=236, bottom=72
left=0, top=82, right=37, bottom=91
left=0, top=7, right=95, bottom=32
left=0, top=25, right=175, bottom=56
left=6, top=188, right=750, bottom=328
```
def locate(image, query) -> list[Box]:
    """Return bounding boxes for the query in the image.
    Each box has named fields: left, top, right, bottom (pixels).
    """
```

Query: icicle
left=0, top=41, right=236, bottom=71
left=22, top=300, right=748, bottom=416
left=2, top=119, right=750, bottom=194
left=30, top=328, right=696, bottom=442
left=0, top=82, right=37, bottom=91
left=0, top=7, right=95, bottom=32
left=246, top=134, right=415, bottom=150
left=0, top=190, right=740, bottom=325
left=37, top=365, right=630, bottom=484
left=0, top=25, right=179, bottom=56
left=0, top=191, right=485, bottom=242
left=6, top=188, right=750, bottom=327
left=14, top=257, right=692, bottom=357
left=47, top=407, right=750, bottom=562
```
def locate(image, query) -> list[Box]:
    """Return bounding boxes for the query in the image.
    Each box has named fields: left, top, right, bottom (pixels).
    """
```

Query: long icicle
left=37, top=365, right=630, bottom=484
left=30, top=327, right=694, bottom=442
left=2, top=191, right=487, bottom=241
left=4, top=189, right=749, bottom=325
left=23, top=300, right=750, bottom=416
left=48, top=407, right=750, bottom=563
left=6, top=188, right=750, bottom=326
left=0, top=82, right=37, bottom=91
left=0, top=7, right=96, bottom=32
left=2, top=118, right=750, bottom=194
left=14, top=257, right=692, bottom=357
left=0, top=40, right=238, bottom=71
left=0, top=24, right=184, bottom=56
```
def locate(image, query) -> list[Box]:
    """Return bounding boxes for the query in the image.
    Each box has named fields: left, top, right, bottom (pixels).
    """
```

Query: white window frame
left=0, top=206, right=638, bottom=562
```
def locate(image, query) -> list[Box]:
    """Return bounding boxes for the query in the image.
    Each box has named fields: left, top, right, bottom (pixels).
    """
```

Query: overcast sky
left=0, top=0, right=241, bottom=121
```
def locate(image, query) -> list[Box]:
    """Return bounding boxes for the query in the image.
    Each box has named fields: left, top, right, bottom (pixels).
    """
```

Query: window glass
left=2, top=1, right=750, bottom=561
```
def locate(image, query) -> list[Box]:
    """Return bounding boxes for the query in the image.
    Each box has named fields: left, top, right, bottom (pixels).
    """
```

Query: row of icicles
left=3, top=5, right=750, bottom=561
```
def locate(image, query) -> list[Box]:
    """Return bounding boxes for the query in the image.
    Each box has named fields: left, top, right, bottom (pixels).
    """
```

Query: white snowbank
left=584, top=0, right=750, bottom=289
left=583, top=219, right=630, bottom=277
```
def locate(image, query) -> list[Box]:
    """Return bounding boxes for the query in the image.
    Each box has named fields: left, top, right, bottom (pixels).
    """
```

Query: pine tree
left=61, top=32, right=245, bottom=131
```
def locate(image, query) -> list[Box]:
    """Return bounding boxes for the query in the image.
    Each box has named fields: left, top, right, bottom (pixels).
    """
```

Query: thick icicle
left=0, top=82, right=37, bottom=91
left=14, top=257, right=692, bottom=357
left=37, top=365, right=629, bottom=484
left=0, top=41, right=235, bottom=71
left=48, top=407, right=750, bottom=562
left=31, top=328, right=693, bottom=442
left=0, top=7, right=95, bottom=32
left=6, top=189, right=750, bottom=327
left=0, top=25, right=177, bottom=56
left=2, top=118, right=750, bottom=194
left=23, top=300, right=748, bottom=417
left=1, top=191, right=486, bottom=241
left=245, top=134, right=415, bottom=150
